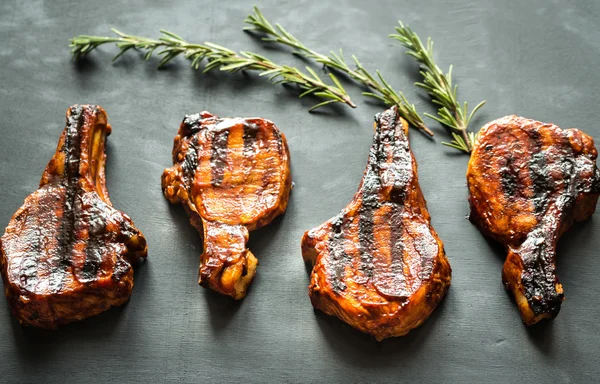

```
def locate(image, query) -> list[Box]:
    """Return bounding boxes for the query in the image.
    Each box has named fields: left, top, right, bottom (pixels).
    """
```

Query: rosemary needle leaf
left=305, top=66, right=323, bottom=82
left=299, top=88, right=317, bottom=98
left=362, top=92, right=388, bottom=103
left=308, top=99, right=338, bottom=112
left=328, top=73, right=346, bottom=94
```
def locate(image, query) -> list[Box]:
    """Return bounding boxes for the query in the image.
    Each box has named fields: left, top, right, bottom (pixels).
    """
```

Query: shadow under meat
left=525, top=318, right=555, bottom=355
left=202, top=289, right=244, bottom=332
left=478, top=230, right=507, bottom=264
left=165, top=202, right=202, bottom=269
left=246, top=214, right=285, bottom=255
left=312, top=283, right=452, bottom=364
left=555, top=218, right=597, bottom=278
left=8, top=289, right=137, bottom=361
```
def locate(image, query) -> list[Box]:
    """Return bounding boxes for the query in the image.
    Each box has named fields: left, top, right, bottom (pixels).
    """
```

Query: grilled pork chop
left=162, top=112, right=291, bottom=299
left=301, top=106, right=451, bottom=340
left=0, top=105, right=147, bottom=329
left=468, top=115, right=600, bottom=325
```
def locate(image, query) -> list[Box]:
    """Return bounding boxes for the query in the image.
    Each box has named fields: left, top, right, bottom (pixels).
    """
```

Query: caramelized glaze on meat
left=162, top=112, right=291, bottom=299
left=302, top=106, right=451, bottom=341
left=0, top=105, right=147, bottom=329
left=468, top=115, right=600, bottom=325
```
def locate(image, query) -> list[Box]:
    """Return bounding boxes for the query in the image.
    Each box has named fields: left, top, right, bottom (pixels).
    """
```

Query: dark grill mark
left=529, top=151, right=552, bottom=214
left=376, top=109, right=413, bottom=296
left=182, top=137, right=199, bottom=185
left=357, top=118, right=385, bottom=279
left=328, top=215, right=348, bottom=293
left=521, top=136, right=578, bottom=315
left=112, top=257, right=130, bottom=281
left=358, top=108, right=410, bottom=282
left=182, top=115, right=216, bottom=188
left=387, top=116, right=410, bottom=287
left=20, top=201, right=44, bottom=292
left=500, top=155, right=518, bottom=197
left=260, top=127, right=282, bottom=198
left=243, top=123, right=258, bottom=157
left=520, top=222, right=563, bottom=317
left=210, top=129, right=230, bottom=187
left=49, top=106, right=86, bottom=292
left=389, top=207, right=405, bottom=277
left=81, top=246, right=101, bottom=281
left=274, top=128, right=284, bottom=157
left=592, top=167, right=600, bottom=194
left=389, top=119, right=411, bottom=201
left=82, top=200, right=107, bottom=282
left=182, top=113, right=205, bottom=136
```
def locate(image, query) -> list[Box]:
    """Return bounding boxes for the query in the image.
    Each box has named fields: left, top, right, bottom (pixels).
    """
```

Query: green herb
left=69, top=29, right=356, bottom=112
left=390, top=22, right=486, bottom=153
left=244, top=7, right=433, bottom=136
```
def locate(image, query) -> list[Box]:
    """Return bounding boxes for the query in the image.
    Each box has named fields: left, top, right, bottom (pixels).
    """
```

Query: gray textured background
left=1, top=0, right=600, bottom=383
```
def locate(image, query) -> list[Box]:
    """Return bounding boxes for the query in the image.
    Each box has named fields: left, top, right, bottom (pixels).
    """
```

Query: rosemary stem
left=459, top=126, right=472, bottom=152
left=69, top=29, right=356, bottom=112
left=244, top=7, right=431, bottom=136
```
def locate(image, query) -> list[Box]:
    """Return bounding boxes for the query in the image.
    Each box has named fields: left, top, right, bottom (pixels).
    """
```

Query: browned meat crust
left=162, top=112, right=292, bottom=299
left=467, top=115, right=600, bottom=325
left=301, top=106, right=451, bottom=341
left=0, top=105, right=147, bottom=329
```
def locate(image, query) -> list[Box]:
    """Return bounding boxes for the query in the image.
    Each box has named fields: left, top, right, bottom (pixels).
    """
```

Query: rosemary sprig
left=69, top=29, right=356, bottom=112
left=390, top=22, right=486, bottom=153
left=244, top=7, right=433, bottom=136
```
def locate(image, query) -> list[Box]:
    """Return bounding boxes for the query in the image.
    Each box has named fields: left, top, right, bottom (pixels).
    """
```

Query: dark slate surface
left=1, top=0, right=599, bottom=383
